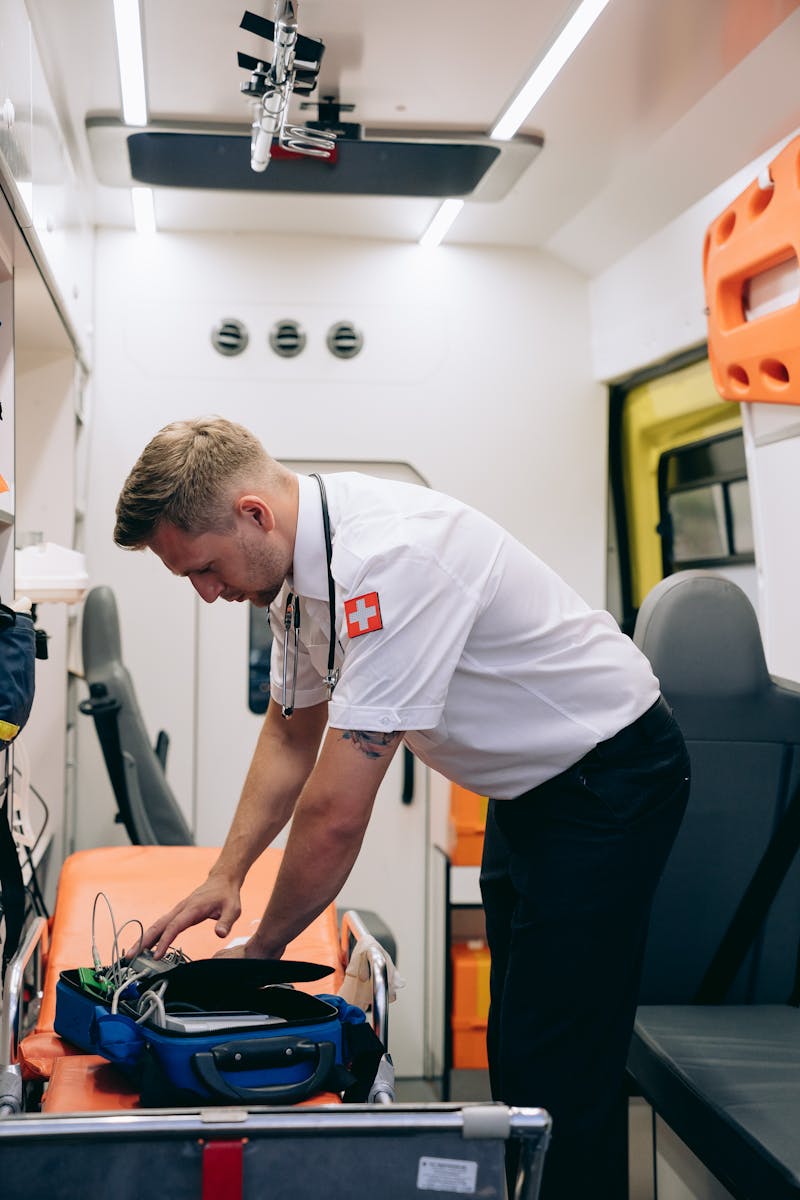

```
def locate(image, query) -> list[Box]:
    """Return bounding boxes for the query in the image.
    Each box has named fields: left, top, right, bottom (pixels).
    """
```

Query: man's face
left=149, top=516, right=288, bottom=609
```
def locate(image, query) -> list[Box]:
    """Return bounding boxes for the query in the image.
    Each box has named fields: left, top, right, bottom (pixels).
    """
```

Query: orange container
left=449, top=783, right=489, bottom=866
left=451, top=940, right=490, bottom=1069
left=452, top=1020, right=489, bottom=1070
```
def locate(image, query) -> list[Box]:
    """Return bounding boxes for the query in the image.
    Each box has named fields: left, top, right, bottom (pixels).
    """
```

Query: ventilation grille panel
left=211, top=318, right=249, bottom=356
left=327, top=321, right=363, bottom=359
left=269, top=320, right=306, bottom=358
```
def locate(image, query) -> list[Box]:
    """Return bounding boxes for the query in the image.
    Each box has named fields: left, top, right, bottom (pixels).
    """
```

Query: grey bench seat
left=629, top=1005, right=800, bottom=1200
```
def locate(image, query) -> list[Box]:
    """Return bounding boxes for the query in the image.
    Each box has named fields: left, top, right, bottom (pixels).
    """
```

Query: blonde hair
left=114, top=416, right=277, bottom=548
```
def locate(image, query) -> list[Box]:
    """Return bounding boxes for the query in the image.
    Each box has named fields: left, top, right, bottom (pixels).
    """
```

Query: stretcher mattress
left=20, top=845, right=343, bottom=1087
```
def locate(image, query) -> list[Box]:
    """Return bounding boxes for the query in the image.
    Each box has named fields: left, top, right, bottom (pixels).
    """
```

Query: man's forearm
left=243, top=725, right=402, bottom=959
left=247, top=785, right=374, bottom=957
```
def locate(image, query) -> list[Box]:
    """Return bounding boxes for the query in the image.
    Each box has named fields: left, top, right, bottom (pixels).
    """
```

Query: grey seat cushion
left=629, top=1006, right=800, bottom=1200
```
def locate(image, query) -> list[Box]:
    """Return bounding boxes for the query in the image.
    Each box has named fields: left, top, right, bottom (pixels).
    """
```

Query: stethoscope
left=281, top=472, right=339, bottom=718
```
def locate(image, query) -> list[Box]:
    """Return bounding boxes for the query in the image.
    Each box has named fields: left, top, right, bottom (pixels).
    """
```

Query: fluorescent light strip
left=491, top=0, right=612, bottom=140
left=131, top=187, right=157, bottom=234
left=419, top=0, right=612, bottom=246
left=113, top=0, right=148, bottom=126
left=419, top=199, right=464, bottom=249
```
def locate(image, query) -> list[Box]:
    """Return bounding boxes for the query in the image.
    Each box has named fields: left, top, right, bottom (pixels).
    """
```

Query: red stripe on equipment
left=202, top=1140, right=244, bottom=1200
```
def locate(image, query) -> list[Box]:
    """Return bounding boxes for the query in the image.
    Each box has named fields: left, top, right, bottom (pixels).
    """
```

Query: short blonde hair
left=114, top=417, right=271, bottom=548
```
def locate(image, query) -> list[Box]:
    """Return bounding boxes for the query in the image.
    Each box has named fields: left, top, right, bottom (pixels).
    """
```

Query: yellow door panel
left=622, top=358, right=741, bottom=607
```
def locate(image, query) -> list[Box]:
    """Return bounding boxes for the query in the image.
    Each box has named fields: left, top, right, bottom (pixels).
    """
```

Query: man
left=115, top=415, right=689, bottom=1199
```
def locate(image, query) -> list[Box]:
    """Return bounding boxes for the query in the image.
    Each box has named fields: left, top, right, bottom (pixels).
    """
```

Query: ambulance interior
left=1, top=2, right=800, bottom=1197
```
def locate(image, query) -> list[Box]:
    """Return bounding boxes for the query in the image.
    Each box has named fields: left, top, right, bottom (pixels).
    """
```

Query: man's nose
left=189, top=573, right=224, bottom=603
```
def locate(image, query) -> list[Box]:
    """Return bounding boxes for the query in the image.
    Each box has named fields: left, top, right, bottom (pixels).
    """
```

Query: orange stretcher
left=17, top=845, right=346, bottom=1110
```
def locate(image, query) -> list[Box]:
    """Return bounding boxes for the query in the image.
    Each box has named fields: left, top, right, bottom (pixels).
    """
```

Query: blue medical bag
left=54, top=958, right=368, bottom=1104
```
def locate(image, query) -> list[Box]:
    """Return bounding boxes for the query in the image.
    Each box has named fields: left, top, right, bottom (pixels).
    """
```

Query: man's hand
left=213, top=934, right=287, bottom=960
left=139, top=873, right=243, bottom=960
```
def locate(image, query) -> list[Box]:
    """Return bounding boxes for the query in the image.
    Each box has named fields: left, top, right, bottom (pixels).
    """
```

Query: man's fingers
left=140, top=902, right=187, bottom=956
left=152, top=901, right=212, bottom=956
left=135, top=886, right=242, bottom=959
left=139, top=918, right=170, bottom=954
left=214, top=899, right=242, bottom=939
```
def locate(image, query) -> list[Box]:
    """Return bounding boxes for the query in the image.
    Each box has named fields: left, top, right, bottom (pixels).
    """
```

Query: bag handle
left=192, top=1035, right=336, bottom=1103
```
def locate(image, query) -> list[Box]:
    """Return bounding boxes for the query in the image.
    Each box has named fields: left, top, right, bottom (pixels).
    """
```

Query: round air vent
left=269, top=319, right=306, bottom=358
left=211, top=317, right=249, bottom=357
left=326, top=321, right=364, bottom=359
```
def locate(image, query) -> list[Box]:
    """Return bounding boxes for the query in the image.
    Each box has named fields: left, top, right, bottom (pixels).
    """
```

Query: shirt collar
left=290, top=473, right=330, bottom=601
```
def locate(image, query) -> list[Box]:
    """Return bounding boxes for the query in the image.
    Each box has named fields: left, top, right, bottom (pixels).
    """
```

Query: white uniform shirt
left=269, top=472, right=660, bottom=799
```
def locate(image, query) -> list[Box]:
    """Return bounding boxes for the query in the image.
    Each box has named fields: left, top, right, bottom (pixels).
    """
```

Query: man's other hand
left=139, top=874, right=243, bottom=959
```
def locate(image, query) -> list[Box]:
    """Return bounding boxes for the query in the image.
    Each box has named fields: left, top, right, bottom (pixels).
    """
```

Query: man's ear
left=237, top=494, right=275, bottom=532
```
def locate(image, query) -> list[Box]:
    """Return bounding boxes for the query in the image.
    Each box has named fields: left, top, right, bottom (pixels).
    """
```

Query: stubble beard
left=241, top=532, right=287, bottom=609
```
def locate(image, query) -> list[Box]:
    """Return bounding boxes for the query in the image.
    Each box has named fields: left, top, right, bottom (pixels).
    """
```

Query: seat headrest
left=82, top=585, right=123, bottom=679
left=633, top=571, right=768, bottom=698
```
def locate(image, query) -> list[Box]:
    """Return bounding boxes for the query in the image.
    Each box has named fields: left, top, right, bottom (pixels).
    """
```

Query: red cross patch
left=344, top=591, right=383, bottom=638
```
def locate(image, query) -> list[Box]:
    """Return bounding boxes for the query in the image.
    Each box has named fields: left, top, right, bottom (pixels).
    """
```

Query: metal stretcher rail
left=339, top=908, right=389, bottom=1037
left=0, top=1103, right=552, bottom=1200
left=0, top=916, right=46, bottom=1117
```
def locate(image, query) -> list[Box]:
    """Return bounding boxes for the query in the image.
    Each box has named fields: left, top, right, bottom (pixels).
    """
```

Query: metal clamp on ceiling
left=238, top=1, right=336, bottom=173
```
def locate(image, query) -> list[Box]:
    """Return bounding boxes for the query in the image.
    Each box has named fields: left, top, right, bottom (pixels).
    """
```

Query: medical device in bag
left=54, top=955, right=378, bottom=1104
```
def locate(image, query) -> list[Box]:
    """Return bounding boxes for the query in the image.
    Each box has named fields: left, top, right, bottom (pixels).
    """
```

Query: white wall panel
left=740, top=401, right=800, bottom=682
left=90, top=230, right=605, bottom=594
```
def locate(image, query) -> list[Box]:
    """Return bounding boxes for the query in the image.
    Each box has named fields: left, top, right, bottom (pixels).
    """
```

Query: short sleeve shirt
left=269, top=472, right=659, bottom=799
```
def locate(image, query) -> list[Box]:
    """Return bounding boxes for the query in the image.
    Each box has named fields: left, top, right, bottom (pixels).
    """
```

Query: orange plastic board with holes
left=704, top=134, right=800, bottom=405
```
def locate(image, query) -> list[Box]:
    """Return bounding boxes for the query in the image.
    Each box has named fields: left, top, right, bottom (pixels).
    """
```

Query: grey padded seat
left=80, top=585, right=194, bottom=845
left=634, top=570, right=800, bottom=1005
left=627, top=1005, right=800, bottom=1200
left=629, top=570, right=800, bottom=1199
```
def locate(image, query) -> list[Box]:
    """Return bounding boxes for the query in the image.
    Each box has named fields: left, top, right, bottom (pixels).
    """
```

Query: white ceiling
left=26, top=0, right=800, bottom=276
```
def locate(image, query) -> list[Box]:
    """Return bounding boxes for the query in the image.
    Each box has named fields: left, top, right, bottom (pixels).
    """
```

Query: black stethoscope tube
left=281, top=473, right=338, bottom=719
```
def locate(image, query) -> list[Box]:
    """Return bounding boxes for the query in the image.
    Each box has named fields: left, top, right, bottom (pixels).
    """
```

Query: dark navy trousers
left=480, top=696, right=690, bottom=1200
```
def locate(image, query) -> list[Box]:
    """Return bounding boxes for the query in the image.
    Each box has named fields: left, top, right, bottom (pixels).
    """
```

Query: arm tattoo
left=341, top=730, right=401, bottom=759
